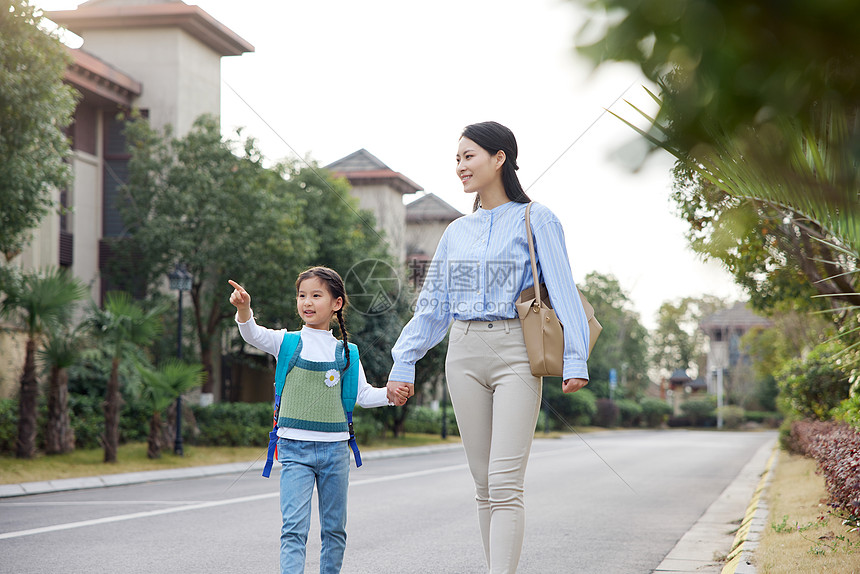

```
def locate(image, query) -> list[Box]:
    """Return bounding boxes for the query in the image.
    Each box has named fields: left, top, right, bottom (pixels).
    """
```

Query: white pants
left=445, top=319, right=542, bottom=574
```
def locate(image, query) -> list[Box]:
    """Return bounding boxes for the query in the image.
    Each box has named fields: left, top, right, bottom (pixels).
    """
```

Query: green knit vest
left=277, top=357, right=348, bottom=433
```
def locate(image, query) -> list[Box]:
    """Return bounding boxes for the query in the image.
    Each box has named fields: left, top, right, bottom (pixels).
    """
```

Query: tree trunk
left=103, top=357, right=122, bottom=463
left=147, top=411, right=162, bottom=459
left=45, top=366, right=74, bottom=455
left=16, top=338, right=38, bottom=459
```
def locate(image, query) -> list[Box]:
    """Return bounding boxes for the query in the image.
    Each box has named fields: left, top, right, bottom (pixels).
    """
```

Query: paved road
left=0, top=430, right=775, bottom=573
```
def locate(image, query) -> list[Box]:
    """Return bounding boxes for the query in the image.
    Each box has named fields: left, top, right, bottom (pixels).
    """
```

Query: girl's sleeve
left=532, top=216, right=590, bottom=381
left=388, top=228, right=454, bottom=385
left=356, top=361, right=392, bottom=408
left=235, top=313, right=285, bottom=358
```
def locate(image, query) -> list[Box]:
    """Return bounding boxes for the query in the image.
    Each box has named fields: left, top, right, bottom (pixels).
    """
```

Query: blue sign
left=609, top=368, right=617, bottom=388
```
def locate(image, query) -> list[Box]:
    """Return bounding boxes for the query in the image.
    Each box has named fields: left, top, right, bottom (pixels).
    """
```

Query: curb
left=0, top=442, right=465, bottom=499
left=721, top=446, right=778, bottom=574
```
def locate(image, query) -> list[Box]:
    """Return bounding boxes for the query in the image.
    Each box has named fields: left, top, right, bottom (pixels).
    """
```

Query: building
left=0, top=0, right=253, bottom=399
left=404, top=192, right=463, bottom=290
left=699, top=301, right=772, bottom=401
left=326, top=149, right=422, bottom=262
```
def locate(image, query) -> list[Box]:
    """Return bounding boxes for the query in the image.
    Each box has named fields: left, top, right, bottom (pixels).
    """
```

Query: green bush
left=0, top=399, right=16, bottom=453
left=402, top=406, right=459, bottom=436
left=594, top=398, right=619, bottom=427
left=776, top=341, right=851, bottom=420
left=615, top=399, right=643, bottom=427
left=640, top=397, right=672, bottom=427
left=744, top=410, right=783, bottom=427
left=352, top=407, right=385, bottom=443
left=680, top=396, right=717, bottom=426
left=0, top=394, right=152, bottom=454
left=717, top=405, right=746, bottom=429
left=191, top=402, right=271, bottom=447
left=541, top=380, right=597, bottom=429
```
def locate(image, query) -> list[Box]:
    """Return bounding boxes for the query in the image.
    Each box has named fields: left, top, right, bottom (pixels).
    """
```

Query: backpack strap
left=336, top=340, right=362, bottom=467
left=262, top=332, right=302, bottom=478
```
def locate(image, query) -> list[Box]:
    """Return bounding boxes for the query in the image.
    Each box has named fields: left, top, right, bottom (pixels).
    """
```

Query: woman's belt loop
left=504, top=319, right=511, bottom=334
left=463, top=321, right=471, bottom=335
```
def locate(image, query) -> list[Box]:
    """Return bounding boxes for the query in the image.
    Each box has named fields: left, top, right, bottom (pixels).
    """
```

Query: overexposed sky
left=38, top=0, right=744, bottom=328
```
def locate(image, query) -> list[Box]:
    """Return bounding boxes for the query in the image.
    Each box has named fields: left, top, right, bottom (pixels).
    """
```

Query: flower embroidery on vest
left=324, top=369, right=340, bottom=388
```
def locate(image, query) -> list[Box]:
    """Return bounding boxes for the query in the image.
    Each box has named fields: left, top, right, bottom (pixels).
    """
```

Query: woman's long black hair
left=461, top=121, right=531, bottom=212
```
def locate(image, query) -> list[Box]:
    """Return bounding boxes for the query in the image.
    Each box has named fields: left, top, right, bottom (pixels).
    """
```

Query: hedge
left=788, top=420, right=860, bottom=521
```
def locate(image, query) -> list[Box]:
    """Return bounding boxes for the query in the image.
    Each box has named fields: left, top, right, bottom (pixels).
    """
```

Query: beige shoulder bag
left=515, top=202, right=602, bottom=378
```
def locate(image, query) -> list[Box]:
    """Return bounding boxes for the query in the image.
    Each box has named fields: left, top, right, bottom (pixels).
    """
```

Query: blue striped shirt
left=389, top=200, right=590, bottom=383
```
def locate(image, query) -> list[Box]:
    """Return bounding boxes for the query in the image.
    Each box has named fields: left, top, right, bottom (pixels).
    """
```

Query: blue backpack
left=262, top=332, right=362, bottom=478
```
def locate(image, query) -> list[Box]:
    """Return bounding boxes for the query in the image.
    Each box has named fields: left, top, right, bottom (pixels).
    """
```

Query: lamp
left=168, top=263, right=192, bottom=455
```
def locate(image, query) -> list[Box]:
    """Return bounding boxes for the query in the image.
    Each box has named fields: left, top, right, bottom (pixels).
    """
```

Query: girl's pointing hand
left=228, top=279, right=251, bottom=310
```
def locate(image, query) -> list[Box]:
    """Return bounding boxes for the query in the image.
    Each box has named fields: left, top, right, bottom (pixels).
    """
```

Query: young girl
left=228, top=267, right=407, bottom=574
left=387, top=121, right=591, bottom=573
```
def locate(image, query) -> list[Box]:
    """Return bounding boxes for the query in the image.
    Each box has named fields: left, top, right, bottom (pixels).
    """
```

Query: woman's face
left=456, top=137, right=503, bottom=195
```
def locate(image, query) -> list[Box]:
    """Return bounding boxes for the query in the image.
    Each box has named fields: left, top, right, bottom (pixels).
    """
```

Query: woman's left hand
left=562, top=378, right=588, bottom=394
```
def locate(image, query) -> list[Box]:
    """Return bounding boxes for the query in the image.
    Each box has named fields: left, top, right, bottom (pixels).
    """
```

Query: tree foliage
left=576, top=0, right=860, bottom=381
left=576, top=0, right=860, bottom=159
left=0, top=267, right=86, bottom=458
left=578, top=272, right=649, bottom=399
left=87, top=292, right=165, bottom=463
left=117, top=114, right=408, bottom=423
left=650, top=295, right=724, bottom=377
left=0, top=1, right=77, bottom=261
left=115, top=114, right=313, bottom=395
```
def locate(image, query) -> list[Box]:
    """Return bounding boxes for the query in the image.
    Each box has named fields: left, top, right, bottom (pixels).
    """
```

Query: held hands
left=228, top=280, right=252, bottom=323
left=386, top=380, right=413, bottom=407
left=562, top=378, right=588, bottom=394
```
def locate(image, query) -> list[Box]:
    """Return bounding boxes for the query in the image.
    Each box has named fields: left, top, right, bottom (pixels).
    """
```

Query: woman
left=387, top=121, right=591, bottom=573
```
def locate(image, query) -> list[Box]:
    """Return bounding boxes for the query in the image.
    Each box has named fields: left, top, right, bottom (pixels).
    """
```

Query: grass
left=0, top=433, right=461, bottom=485
left=756, top=450, right=860, bottom=573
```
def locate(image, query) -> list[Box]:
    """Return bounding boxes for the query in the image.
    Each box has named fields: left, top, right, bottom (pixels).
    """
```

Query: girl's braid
left=336, top=308, right=351, bottom=372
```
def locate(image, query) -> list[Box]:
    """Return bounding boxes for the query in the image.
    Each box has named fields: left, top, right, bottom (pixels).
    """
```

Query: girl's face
left=456, top=137, right=503, bottom=195
left=296, top=276, right=343, bottom=331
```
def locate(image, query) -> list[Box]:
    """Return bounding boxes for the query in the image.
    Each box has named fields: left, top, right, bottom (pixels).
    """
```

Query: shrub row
left=788, top=420, right=860, bottom=520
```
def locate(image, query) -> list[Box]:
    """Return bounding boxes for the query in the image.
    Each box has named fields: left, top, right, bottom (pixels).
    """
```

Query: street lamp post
left=168, top=264, right=193, bottom=456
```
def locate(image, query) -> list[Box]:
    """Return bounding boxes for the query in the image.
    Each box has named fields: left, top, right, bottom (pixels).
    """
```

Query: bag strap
left=524, top=202, right=542, bottom=308
left=263, top=332, right=302, bottom=478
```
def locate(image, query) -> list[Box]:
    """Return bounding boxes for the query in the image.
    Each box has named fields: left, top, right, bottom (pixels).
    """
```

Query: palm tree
left=88, top=291, right=164, bottom=463
left=137, top=360, right=205, bottom=459
left=0, top=268, right=86, bottom=459
left=39, top=326, right=85, bottom=455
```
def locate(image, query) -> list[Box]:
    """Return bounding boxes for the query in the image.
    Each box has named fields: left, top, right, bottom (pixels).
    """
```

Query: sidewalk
left=653, top=437, right=777, bottom=574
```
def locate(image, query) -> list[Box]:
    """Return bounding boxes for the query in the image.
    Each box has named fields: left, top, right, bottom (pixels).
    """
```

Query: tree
left=0, top=267, right=86, bottom=458
left=650, top=295, right=724, bottom=378
left=88, top=292, right=164, bottom=463
left=578, top=272, right=650, bottom=399
left=137, top=360, right=204, bottom=459
left=115, top=115, right=313, bottom=399
left=576, top=0, right=860, bottom=377
left=741, top=310, right=836, bottom=412
left=39, top=325, right=85, bottom=454
left=575, top=0, right=860, bottom=164
left=0, top=1, right=77, bottom=261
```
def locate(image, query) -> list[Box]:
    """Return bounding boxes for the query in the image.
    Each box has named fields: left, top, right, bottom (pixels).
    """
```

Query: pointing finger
left=228, top=279, right=244, bottom=292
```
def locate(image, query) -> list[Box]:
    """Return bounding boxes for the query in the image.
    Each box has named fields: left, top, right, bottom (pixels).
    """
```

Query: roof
left=326, top=149, right=422, bottom=196
left=669, top=369, right=692, bottom=384
left=699, top=301, right=772, bottom=332
left=406, top=193, right=463, bottom=223
left=46, top=0, right=255, bottom=57
left=64, top=46, right=142, bottom=107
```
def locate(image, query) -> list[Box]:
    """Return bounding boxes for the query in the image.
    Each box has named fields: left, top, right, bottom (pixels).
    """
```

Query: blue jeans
left=277, top=438, right=350, bottom=574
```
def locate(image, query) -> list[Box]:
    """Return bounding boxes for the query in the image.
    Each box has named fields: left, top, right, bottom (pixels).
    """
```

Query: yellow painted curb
left=721, top=447, right=778, bottom=574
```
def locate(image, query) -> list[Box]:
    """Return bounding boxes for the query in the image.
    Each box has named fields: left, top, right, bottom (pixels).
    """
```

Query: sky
left=38, top=0, right=744, bottom=329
